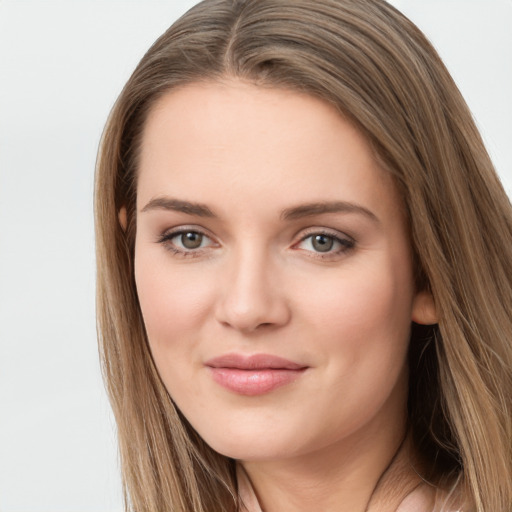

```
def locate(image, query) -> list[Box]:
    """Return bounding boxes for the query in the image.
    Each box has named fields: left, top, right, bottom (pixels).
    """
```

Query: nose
left=214, top=247, right=291, bottom=333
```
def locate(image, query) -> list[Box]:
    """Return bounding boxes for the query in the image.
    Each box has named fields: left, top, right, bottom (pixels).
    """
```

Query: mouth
left=204, top=353, right=308, bottom=396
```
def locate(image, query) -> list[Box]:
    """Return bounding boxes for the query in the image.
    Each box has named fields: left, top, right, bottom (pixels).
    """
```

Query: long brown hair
left=94, top=1, right=512, bottom=510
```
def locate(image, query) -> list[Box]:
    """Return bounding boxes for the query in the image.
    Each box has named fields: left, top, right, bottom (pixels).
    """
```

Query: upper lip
left=205, top=353, right=307, bottom=370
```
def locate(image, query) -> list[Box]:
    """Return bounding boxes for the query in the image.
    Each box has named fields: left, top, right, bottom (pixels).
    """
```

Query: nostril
left=214, top=278, right=292, bottom=332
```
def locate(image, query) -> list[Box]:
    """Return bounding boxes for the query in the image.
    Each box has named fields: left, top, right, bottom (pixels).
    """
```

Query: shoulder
left=397, top=483, right=473, bottom=512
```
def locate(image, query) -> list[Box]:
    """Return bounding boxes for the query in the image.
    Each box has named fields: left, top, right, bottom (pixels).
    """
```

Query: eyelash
left=293, top=229, right=355, bottom=259
left=157, top=228, right=216, bottom=258
left=156, top=227, right=356, bottom=259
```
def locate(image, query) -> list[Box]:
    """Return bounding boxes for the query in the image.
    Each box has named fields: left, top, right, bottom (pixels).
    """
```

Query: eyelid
left=157, top=225, right=219, bottom=256
left=295, top=226, right=355, bottom=243
left=292, top=227, right=356, bottom=257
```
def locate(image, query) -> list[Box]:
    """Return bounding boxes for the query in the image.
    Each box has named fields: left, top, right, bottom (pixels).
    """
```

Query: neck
left=365, top=434, right=426, bottom=512
left=237, top=367, right=429, bottom=512
left=239, top=424, right=424, bottom=512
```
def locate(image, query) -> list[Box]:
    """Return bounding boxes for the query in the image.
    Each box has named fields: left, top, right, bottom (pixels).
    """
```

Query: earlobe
left=118, top=207, right=127, bottom=232
left=412, top=290, right=438, bottom=325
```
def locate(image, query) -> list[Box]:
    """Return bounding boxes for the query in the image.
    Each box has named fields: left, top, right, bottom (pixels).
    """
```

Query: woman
left=94, top=0, right=512, bottom=511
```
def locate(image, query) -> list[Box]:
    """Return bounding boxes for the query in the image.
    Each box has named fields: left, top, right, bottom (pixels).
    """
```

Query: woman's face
left=134, top=80, right=434, bottom=462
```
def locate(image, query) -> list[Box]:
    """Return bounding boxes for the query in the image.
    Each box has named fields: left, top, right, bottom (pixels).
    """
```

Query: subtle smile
left=204, top=354, right=308, bottom=396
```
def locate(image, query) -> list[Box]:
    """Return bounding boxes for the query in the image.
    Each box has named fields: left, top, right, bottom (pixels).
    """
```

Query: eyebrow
left=281, top=201, right=379, bottom=223
left=141, top=197, right=215, bottom=217
left=140, top=196, right=378, bottom=223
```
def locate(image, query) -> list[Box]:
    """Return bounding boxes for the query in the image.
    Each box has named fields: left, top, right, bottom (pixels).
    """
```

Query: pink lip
left=205, top=353, right=308, bottom=396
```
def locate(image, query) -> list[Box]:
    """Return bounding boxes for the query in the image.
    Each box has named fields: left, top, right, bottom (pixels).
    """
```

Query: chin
left=213, top=444, right=293, bottom=462
left=196, top=426, right=298, bottom=461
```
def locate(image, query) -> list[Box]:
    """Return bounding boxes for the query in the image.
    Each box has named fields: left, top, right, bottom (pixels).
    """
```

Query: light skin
left=131, top=79, right=437, bottom=512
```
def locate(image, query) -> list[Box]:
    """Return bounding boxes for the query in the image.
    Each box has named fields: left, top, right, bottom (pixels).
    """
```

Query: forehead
left=137, top=80, right=401, bottom=222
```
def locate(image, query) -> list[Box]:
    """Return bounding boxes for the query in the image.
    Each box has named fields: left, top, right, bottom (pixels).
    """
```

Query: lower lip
left=207, top=367, right=306, bottom=396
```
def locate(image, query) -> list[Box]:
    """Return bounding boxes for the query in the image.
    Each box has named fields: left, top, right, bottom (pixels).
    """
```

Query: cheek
left=299, top=263, right=413, bottom=336
left=134, top=250, right=216, bottom=357
left=291, top=257, right=415, bottom=383
left=287, top=262, right=414, bottom=432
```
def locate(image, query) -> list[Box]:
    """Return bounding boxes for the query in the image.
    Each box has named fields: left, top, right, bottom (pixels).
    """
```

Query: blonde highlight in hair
left=95, top=1, right=512, bottom=510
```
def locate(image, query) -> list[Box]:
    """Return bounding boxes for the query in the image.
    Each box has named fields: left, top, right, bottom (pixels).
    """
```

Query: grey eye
left=311, top=234, right=334, bottom=252
left=180, top=232, right=203, bottom=249
left=295, top=231, right=354, bottom=256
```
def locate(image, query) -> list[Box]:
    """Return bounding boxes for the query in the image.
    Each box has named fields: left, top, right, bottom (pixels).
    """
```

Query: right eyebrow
left=281, top=201, right=379, bottom=223
left=140, top=197, right=216, bottom=217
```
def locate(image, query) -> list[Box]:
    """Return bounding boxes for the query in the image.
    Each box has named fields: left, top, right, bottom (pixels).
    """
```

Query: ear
left=118, top=206, right=127, bottom=232
left=412, top=290, right=438, bottom=325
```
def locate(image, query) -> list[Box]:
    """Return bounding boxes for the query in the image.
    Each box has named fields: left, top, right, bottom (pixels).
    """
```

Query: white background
left=0, top=1, right=510, bottom=511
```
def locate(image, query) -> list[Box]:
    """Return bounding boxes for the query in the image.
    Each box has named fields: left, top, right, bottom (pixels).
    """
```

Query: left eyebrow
left=280, top=201, right=379, bottom=223
left=140, top=197, right=216, bottom=217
